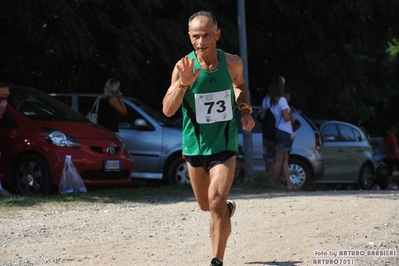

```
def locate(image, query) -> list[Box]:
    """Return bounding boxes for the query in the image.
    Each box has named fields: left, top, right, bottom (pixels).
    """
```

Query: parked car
left=311, top=119, right=376, bottom=189
left=49, top=93, right=189, bottom=185
left=236, top=106, right=325, bottom=188
left=0, top=84, right=133, bottom=195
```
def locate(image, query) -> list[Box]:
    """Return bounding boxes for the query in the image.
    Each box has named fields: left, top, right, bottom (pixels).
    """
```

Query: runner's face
left=188, top=16, right=220, bottom=56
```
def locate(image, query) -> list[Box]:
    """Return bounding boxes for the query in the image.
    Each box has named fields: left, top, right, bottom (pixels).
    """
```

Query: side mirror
left=134, top=118, right=148, bottom=128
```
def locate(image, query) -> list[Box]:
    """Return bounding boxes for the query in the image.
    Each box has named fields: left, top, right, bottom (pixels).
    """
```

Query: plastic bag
left=59, top=155, right=87, bottom=194
left=85, top=96, right=100, bottom=123
left=85, top=111, right=98, bottom=124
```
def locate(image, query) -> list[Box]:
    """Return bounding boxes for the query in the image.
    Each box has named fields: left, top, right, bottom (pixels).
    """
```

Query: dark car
left=0, top=84, right=133, bottom=195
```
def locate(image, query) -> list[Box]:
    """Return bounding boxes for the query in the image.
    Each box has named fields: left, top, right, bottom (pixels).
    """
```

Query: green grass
left=0, top=176, right=278, bottom=208
left=0, top=184, right=193, bottom=207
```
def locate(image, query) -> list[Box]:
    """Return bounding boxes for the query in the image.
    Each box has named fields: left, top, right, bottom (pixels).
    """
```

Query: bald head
left=188, top=11, right=218, bottom=31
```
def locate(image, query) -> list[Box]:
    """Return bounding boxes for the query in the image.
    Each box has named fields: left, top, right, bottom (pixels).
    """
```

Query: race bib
left=194, top=89, right=233, bottom=124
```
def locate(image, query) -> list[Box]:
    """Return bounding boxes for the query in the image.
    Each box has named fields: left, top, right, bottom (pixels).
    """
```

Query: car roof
left=311, top=119, right=357, bottom=128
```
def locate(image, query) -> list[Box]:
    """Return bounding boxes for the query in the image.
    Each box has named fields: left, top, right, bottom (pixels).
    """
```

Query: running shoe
left=226, top=200, right=236, bottom=218
left=210, top=257, right=223, bottom=266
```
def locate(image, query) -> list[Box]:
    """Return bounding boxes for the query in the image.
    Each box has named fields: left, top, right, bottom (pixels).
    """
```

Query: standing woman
left=263, top=76, right=296, bottom=189
left=259, top=89, right=276, bottom=177
left=97, top=78, right=127, bottom=133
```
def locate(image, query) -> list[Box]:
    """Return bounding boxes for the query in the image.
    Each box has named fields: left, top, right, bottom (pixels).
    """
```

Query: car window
left=78, top=96, right=97, bottom=117
left=53, top=96, right=72, bottom=107
left=321, top=124, right=339, bottom=141
left=118, top=104, right=155, bottom=130
left=127, top=97, right=176, bottom=127
left=338, top=124, right=355, bottom=141
left=12, top=89, right=85, bottom=121
left=352, top=127, right=362, bottom=142
left=300, top=113, right=318, bottom=132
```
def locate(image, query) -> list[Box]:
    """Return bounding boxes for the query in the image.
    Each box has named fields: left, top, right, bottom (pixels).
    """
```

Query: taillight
left=315, top=132, right=321, bottom=150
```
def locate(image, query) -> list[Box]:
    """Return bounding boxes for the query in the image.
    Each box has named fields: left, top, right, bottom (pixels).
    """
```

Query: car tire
left=167, top=157, right=190, bottom=185
left=357, top=163, right=374, bottom=190
left=12, top=155, right=52, bottom=195
left=288, top=158, right=311, bottom=189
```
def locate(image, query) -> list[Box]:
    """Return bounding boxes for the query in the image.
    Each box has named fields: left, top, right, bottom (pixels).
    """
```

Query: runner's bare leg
left=188, top=156, right=236, bottom=260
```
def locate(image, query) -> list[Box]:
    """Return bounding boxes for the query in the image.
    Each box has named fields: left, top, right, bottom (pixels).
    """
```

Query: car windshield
left=10, top=88, right=86, bottom=121
left=127, top=97, right=176, bottom=126
left=300, top=112, right=318, bottom=132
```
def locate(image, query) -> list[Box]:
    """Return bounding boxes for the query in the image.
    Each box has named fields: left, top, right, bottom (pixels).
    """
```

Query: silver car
left=237, top=106, right=326, bottom=188
left=49, top=93, right=189, bottom=185
left=312, top=120, right=376, bottom=189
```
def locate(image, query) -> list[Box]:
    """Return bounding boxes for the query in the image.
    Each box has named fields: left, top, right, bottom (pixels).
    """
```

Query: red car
left=0, top=84, right=133, bottom=195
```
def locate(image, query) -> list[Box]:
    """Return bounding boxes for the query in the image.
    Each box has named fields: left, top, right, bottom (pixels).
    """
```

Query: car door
left=336, top=124, right=361, bottom=181
left=0, top=111, right=17, bottom=176
left=117, top=101, right=163, bottom=179
left=319, top=123, right=352, bottom=181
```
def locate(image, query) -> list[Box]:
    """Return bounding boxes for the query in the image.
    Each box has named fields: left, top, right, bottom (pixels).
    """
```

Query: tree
left=1, top=0, right=399, bottom=134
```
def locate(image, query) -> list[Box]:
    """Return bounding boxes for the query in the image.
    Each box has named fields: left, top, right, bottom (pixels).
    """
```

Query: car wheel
left=357, top=163, right=374, bottom=190
left=13, top=155, right=52, bottom=195
left=167, top=157, right=190, bottom=185
left=288, top=158, right=311, bottom=189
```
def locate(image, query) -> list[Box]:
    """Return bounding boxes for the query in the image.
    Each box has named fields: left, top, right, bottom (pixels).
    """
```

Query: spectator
left=0, top=86, right=9, bottom=98
left=97, top=79, right=127, bottom=133
left=261, top=76, right=297, bottom=189
left=382, top=125, right=399, bottom=190
left=284, top=86, right=301, bottom=132
left=259, top=89, right=277, bottom=177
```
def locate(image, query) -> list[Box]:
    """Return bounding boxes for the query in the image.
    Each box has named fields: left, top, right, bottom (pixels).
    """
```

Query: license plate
left=104, top=160, right=121, bottom=171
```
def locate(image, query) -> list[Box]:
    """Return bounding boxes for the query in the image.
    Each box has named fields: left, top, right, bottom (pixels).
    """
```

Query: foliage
left=1, top=0, right=399, bottom=134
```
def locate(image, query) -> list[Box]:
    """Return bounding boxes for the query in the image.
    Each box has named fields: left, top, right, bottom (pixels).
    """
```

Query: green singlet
left=181, top=49, right=238, bottom=156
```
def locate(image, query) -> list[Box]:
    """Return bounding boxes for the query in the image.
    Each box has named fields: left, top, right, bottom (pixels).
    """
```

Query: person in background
left=261, top=76, right=297, bottom=189
left=0, top=86, right=10, bottom=117
left=284, top=86, right=301, bottom=133
left=382, top=125, right=399, bottom=190
left=97, top=78, right=127, bottom=133
left=259, top=88, right=276, bottom=178
left=351, top=114, right=371, bottom=142
left=162, top=11, right=254, bottom=266
left=0, top=86, right=9, bottom=98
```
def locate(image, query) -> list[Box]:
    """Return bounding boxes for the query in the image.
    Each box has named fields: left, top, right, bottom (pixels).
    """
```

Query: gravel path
left=0, top=190, right=398, bottom=265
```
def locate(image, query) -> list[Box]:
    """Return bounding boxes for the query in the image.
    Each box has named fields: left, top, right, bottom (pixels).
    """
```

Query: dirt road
left=0, top=190, right=398, bottom=265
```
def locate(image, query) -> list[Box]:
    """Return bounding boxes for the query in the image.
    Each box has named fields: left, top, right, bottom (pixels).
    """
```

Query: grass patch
left=0, top=175, right=280, bottom=208
left=0, top=183, right=195, bottom=208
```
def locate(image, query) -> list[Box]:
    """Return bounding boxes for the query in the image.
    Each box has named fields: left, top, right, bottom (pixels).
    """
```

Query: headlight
left=44, top=128, right=82, bottom=149
left=115, top=132, right=125, bottom=149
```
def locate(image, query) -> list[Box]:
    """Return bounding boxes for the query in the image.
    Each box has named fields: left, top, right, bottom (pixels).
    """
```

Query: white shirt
left=262, top=96, right=292, bottom=134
